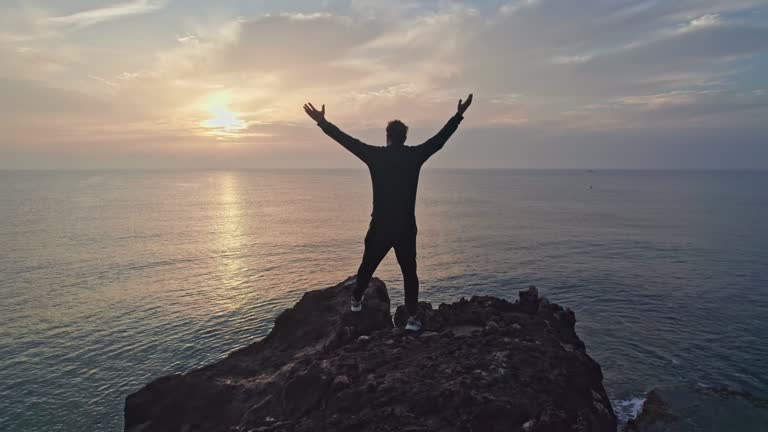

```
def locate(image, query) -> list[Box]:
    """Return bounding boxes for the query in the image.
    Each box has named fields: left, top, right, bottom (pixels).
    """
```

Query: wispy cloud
left=88, top=74, right=118, bottom=88
left=490, top=93, right=522, bottom=104
left=176, top=33, right=198, bottom=44
left=677, top=14, right=721, bottom=34
left=45, top=0, right=166, bottom=29
left=499, top=0, right=540, bottom=15
left=279, top=12, right=335, bottom=21
left=618, top=90, right=721, bottom=110
left=550, top=55, right=593, bottom=65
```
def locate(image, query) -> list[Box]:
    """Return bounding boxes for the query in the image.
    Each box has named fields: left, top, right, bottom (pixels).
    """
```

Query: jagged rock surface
left=124, top=278, right=617, bottom=432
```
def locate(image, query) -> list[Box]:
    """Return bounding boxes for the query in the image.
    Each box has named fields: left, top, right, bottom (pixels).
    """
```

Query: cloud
left=499, top=0, right=540, bottom=15
left=490, top=94, right=522, bottom=105
left=44, top=0, right=166, bottom=29
left=0, top=79, right=96, bottom=114
left=680, top=14, right=721, bottom=32
left=176, top=33, right=199, bottom=44
left=468, top=0, right=768, bottom=108
left=279, top=12, right=335, bottom=21
left=88, top=74, right=119, bottom=88
left=550, top=55, right=592, bottom=65
left=219, top=14, right=377, bottom=75
left=1, top=0, right=768, bottom=168
left=617, top=90, right=721, bottom=110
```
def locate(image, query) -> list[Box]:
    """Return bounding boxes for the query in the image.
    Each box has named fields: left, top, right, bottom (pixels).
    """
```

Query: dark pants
left=354, top=221, right=419, bottom=316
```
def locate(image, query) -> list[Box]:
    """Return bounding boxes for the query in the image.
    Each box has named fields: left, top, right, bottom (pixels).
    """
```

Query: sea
left=1, top=169, right=766, bottom=431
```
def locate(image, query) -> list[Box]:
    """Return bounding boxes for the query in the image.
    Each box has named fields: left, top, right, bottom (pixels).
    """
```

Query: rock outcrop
left=623, top=389, right=676, bottom=431
left=124, top=278, right=617, bottom=432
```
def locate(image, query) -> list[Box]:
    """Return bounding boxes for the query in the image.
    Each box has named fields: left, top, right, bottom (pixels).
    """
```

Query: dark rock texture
left=125, top=278, right=617, bottom=432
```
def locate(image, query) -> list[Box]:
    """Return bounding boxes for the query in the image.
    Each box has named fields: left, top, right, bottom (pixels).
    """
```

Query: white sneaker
left=351, top=295, right=364, bottom=312
left=405, top=316, right=422, bottom=331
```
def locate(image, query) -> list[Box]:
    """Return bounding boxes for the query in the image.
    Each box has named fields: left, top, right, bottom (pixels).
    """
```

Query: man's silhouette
left=304, top=94, right=473, bottom=331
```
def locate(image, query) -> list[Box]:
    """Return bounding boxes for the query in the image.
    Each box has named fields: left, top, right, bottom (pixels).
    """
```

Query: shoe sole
left=350, top=295, right=364, bottom=312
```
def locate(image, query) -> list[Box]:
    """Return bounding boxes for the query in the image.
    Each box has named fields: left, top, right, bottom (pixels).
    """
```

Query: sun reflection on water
left=212, top=172, right=250, bottom=306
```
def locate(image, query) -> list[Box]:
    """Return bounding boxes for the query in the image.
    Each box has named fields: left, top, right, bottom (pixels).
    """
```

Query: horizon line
left=2, top=167, right=767, bottom=172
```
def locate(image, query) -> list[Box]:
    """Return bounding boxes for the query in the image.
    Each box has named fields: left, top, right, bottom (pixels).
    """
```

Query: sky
left=1, top=0, right=767, bottom=169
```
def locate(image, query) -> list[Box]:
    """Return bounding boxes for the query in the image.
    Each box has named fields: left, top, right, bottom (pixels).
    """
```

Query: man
left=303, top=94, right=473, bottom=331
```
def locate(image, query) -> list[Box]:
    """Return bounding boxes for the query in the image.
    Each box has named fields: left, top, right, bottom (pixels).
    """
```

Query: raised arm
left=416, top=94, right=473, bottom=163
left=304, top=102, right=375, bottom=164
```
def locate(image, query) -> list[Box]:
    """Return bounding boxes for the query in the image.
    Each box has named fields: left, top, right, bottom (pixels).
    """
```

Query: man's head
left=386, top=120, right=408, bottom=147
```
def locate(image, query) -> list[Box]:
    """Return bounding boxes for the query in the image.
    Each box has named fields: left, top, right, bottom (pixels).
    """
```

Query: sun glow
left=203, top=107, right=247, bottom=131
left=201, top=92, right=248, bottom=137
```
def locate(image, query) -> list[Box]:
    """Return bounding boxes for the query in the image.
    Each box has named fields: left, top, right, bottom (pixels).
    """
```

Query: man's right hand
left=303, top=102, right=326, bottom=123
left=457, top=93, right=473, bottom=116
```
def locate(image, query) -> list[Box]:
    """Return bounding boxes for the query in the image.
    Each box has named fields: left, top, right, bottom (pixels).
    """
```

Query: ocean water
left=1, top=169, right=767, bottom=431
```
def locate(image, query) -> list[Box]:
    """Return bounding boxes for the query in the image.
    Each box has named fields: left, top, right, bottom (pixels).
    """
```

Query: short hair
left=386, top=120, right=408, bottom=146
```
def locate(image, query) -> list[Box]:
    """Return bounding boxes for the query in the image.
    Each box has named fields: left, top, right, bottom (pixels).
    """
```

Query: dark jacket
left=317, top=114, right=464, bottom=228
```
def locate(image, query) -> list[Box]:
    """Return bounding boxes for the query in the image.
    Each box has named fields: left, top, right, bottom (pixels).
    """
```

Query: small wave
left=613, top=396, right=646, bottom=423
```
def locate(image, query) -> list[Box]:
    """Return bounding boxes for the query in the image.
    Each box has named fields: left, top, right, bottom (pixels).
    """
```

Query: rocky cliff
left=124, top=277, right=617, bottom=432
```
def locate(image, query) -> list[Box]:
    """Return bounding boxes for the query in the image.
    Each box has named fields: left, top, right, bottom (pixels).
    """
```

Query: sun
left=203, top=107, right=247, bottom=132
left=200, top=92, right=248, bottom=136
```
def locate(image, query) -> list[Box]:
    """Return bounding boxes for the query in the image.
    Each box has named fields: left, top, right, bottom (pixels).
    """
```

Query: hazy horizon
left=2, top=167, right=768, bottom=172
left=2, top=0, right=767, bottom=170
